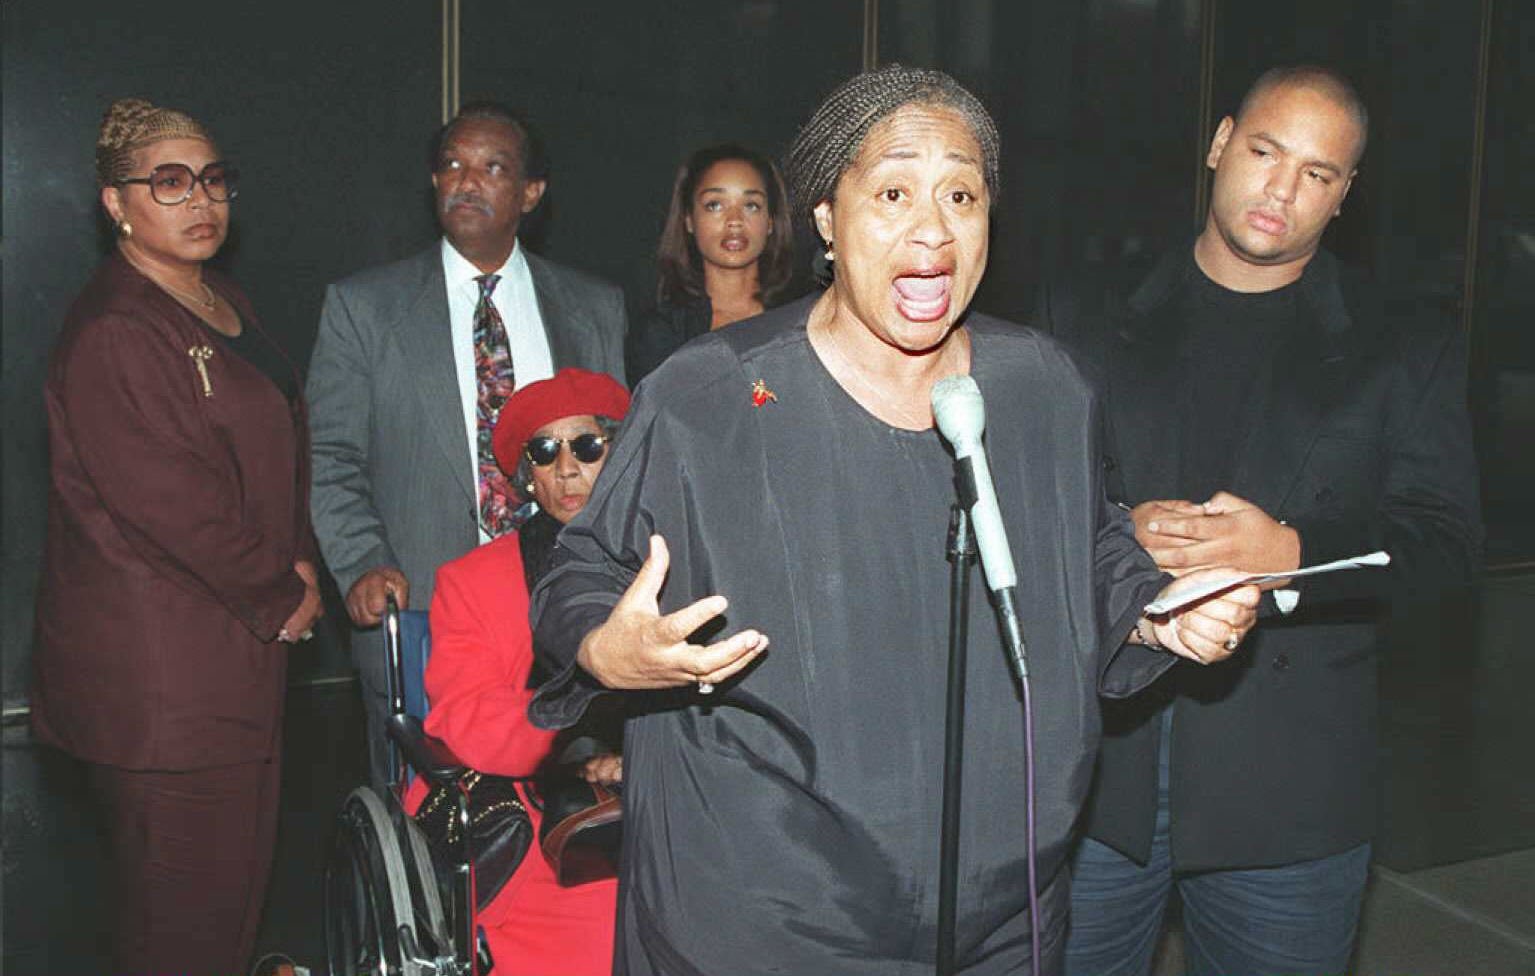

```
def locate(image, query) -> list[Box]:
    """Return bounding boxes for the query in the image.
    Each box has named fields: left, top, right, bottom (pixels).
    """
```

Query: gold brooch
left=188, top=344, right=215, bottom=397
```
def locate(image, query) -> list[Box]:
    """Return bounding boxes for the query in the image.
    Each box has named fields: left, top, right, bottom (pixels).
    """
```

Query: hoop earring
left=116, top=220, right=133, bottom=239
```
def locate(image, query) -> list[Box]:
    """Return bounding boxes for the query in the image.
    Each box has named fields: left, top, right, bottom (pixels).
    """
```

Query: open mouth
left=892, top=271, right=953, bottom=322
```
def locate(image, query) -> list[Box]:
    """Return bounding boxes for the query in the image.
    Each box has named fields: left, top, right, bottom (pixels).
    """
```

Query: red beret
left=492, top=368, right=630, bottom=475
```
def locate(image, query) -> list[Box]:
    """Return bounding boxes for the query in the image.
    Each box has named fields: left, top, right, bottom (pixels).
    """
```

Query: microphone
left=932, top=376, right=1015, bottom=592
left=931, top=375, right=1027, bottom=678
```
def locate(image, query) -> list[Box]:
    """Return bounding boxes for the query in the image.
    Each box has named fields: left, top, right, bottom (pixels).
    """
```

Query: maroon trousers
left=88, top=756, right=282, bottom=976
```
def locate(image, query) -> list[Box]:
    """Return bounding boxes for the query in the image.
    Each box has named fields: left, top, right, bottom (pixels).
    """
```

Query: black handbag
left=414, top=769, right=534, bottom=910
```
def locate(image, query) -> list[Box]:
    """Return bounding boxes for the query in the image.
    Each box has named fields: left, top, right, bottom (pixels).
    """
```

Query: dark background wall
left=457, top=0, right=864, bottom=315
left=5, top=0, right=1529, bottom=712
left=3, top=0, right=1528, bottom=969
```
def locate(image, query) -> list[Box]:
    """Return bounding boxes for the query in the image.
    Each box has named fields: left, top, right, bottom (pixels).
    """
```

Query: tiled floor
left=1151, top=855, right=1535, bottom=975
left=5, top=576, right=1531, bottom=975
left=1357, top=854, right=1535, bottom=973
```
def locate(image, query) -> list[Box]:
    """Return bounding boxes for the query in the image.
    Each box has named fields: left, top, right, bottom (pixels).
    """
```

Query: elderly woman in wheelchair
left=326, top=368, right=628, bottom=976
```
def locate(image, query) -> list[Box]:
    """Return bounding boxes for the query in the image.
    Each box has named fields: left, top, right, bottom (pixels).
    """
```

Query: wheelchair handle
left=384, top=594, right=406, bottom=720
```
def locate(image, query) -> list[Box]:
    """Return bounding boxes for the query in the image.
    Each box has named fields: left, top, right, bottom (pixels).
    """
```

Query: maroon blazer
left=31, top=252, right=316, bottom=770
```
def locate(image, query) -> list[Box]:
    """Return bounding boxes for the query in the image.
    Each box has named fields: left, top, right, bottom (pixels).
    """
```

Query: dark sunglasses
left=524, top=433, right=608, bottom=466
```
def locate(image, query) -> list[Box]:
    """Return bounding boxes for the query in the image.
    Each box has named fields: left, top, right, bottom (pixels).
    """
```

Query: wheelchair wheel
left=324, top=787, right=416, bottom=976
left=399, top=809, right=450, bottom=960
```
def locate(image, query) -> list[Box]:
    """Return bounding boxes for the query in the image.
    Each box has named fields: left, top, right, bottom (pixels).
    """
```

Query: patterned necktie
left=473, top=274, right=517, bottom=536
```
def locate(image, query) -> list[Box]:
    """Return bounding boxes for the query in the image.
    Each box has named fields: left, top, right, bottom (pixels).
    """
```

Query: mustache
left=442, top=192, right=494, bottom=216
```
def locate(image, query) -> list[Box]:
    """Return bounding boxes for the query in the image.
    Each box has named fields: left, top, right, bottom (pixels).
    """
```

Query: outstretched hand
left=577, top=535, right=769, bottom=690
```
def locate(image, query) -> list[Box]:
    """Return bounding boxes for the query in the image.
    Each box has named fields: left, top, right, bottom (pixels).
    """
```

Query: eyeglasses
left=524, top=433, right=609, bottom=466
left=116, top=162, right=239, bottom=205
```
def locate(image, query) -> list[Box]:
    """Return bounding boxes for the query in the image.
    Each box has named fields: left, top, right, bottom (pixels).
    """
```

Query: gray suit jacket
left=306, top=244, right=626, bottom=611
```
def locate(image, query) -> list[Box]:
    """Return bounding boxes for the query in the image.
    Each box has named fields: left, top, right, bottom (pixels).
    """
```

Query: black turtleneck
left=1175, top=260, right=1299, bottom=500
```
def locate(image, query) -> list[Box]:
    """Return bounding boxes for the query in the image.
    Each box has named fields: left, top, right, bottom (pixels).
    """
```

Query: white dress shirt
left=441, top=238, right=554, bottom=542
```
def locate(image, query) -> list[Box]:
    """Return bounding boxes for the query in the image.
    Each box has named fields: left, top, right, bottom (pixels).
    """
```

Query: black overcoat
left=1039, top=246, right=1483, bottom=871
left=532, top=296, right=1178, bottom=973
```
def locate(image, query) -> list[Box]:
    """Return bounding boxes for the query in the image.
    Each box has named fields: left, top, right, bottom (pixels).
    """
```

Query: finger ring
left=300, top=630, right=314, bottom=642
left=1225, top=633, right=1241, bottom=651
left=696, top=680, right=715, bottom=695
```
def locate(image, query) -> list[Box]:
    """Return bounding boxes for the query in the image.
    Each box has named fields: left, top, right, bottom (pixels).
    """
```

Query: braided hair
left=785, top=64, right=1000, bottom=254
left=96, top=98, right=213, bottom=187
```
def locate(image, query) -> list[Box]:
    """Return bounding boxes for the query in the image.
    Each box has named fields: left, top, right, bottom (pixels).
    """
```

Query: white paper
left=1143, top=550, right=1390, bottom=615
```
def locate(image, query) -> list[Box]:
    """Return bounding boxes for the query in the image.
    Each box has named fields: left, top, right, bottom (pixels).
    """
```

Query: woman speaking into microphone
left=528, top=66, right=1259, bottom=975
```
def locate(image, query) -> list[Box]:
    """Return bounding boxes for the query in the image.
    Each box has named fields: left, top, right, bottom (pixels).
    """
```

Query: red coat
left=31, top=253, right=314, bottom=770
left=406, top=534, right=617, bottom=975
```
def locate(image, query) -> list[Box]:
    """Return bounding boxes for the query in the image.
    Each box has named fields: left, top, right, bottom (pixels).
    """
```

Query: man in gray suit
left=307, top=101, right=626, bottom=784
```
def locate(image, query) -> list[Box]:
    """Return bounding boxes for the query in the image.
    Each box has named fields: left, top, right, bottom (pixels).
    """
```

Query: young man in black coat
left=1040, top=66, right=1482, bottom=975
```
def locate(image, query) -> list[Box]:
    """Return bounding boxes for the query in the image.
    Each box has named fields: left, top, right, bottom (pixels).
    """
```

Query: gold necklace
left=158, top=278, right=217, bottom=310
left=122, top=251, right=216, bottom=310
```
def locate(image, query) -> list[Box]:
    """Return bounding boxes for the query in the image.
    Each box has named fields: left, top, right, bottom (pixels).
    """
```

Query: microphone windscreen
left=931, top=374, right=985, bottom=453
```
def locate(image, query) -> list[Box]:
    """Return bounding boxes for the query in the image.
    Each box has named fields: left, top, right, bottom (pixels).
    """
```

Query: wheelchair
left=323, top=596, right=494, bottom=976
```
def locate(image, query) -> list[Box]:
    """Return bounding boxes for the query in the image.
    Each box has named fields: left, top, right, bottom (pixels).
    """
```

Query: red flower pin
left=751, top=379, right=778, bottom=407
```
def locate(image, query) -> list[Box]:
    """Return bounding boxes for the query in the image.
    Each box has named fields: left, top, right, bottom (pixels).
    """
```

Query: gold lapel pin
left=188, top=344, right=215, bottom=397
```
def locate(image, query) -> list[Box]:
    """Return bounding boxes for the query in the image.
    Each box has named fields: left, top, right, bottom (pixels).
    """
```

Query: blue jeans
left=1065, top=711, right=1370, bottom=976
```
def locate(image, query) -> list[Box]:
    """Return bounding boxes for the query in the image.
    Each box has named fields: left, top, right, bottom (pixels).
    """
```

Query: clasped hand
left=1124, top=490, right=1296, bottom=663
left=1143, top=567, right=1261, bottom=664
left=1132, top=491, right=1300, bottom=585
left=577, top=535, right=769, bottom=690
left=582, top=753, right=623, bottom=786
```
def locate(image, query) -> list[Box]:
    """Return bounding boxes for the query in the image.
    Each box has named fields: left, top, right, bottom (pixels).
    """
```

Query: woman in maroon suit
left=29, top=98, right=322, bottom=976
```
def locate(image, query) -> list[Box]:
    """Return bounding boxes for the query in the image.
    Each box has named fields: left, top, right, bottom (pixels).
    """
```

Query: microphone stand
left=937, top=498, right=978, bottom=976
left=940, top=460, right=1042, bottom=976
left=931, top=377, right=1040, bottom=975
